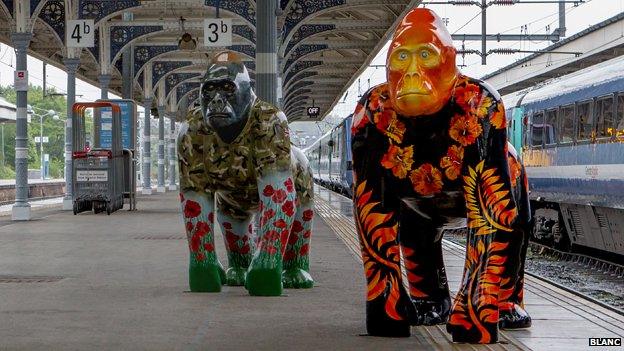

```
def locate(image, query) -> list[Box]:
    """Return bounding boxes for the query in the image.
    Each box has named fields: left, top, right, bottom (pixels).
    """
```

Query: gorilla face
left=386, top=8, right=459, bottom=117
left=201, top=54, right=256, bottom=142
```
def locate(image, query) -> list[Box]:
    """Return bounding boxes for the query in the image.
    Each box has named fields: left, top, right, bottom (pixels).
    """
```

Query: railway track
left=444, top=228, right=624, bottom=315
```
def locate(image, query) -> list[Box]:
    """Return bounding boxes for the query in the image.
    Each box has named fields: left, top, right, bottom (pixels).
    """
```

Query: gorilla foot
left=411, top=298, right=451, bottom=326
left=245, top=267, right=283, bottom=296
left=499, top=303, right=531, bottom=329
left=225, top=266, right=247, bottom=286
left=447, top=324, right=498, bottom=344
left=189, top=263, right=224, bottom=292
left=365, top=299, right=412, bottom=337
left=282, top=268, right=314, bottom=289
left=366, top=318, right=411, bottom=337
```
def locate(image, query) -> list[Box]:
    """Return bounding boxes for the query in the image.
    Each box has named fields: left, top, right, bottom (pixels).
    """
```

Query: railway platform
left=0, top=188, right=622, bottom=350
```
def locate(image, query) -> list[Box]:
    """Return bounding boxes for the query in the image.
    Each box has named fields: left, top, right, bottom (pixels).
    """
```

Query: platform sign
left=307, top=106, right=320, bottom=118
left=203, top=19, right=232, bottom=47
left=66, top=20, right=95, bottom=48
left=98, top=100, right=137, bottom=150
left=14, top=70, right=28, bottom=91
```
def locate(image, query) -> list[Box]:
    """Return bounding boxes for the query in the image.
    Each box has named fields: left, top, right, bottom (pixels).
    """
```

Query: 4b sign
left=66, top=20, right=94, bottom=47
left=203, top=19, right=232, bottom=47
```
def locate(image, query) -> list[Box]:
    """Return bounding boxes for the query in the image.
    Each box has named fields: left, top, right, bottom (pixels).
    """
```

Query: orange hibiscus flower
left=507, top=155, right=522, bottom=187
left=449, top=114, right=483, bottom=146
left=440, top=145, right=464, bottom=181
left=455, top=82, right=492, bottom=118
left=368, top=87, right=385, bottom=111
left=409, top=164, right=443, bottom=196
left=381, top=144, right=414, bottom=179
left=375, top=109, right=406, bottom=143
left=490, top=102, right=507, bottom=129
left=351, top=102, right=369, bottom=133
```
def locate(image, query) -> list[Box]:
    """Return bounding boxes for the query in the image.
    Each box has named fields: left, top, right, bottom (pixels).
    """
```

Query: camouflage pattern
left=178, top=99, right=314, bottom=220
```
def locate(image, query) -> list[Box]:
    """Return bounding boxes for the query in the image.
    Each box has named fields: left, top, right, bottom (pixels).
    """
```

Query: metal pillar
left=168, top=117, right=177, bottom=190
left=142, top=99, right=153, bottom=194
left=256, top=0, right=278, bottom=106
left=11, top=32, right=32, bottom=220
left=62, top=58, right=80, bottom=210
left=481, top=0, right=487, bottom=65
left=99, top=74, right=111, bottom=99
left=156, top=105, right=166, bottom=193
left=122, top=13, right=133, bottom=99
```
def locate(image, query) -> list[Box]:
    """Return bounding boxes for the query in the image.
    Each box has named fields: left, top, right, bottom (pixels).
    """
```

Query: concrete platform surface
left=0, top=191, right=432, bottom=351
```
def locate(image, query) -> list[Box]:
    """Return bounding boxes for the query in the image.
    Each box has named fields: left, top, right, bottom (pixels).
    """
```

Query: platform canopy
left=0, top=96, right=16, bottom=123
left=0, top=0, right=420, bottom=121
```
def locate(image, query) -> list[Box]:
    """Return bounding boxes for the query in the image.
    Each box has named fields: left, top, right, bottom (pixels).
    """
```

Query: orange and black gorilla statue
left=351, top=8, right=532, bottom=343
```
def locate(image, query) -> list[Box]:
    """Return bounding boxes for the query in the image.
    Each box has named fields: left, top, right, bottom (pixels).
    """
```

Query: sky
left=0, top=0, right=622, bottom=126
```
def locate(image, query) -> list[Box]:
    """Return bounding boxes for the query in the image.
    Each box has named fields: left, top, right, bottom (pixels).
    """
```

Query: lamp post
left=28, top=107, right=59, bottom=179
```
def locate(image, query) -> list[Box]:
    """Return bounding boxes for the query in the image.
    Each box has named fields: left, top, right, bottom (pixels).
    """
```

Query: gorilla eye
left=223, top=82, right=235, bottom=93
left=398, top=51, right=409, bottom=61
left=420, top=50, right=430, bottom=59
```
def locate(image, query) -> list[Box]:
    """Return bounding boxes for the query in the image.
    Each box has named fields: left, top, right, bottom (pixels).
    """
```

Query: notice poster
left=98, top=100, right=135, bottom=150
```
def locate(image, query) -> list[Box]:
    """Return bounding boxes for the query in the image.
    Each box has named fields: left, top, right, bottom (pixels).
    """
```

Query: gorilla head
left=386, top=8, right=459, bottom=117
left=201, top=51, right=256, bottom=142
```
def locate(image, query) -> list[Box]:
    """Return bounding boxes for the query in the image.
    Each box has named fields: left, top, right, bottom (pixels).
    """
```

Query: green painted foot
left=225, top=266, right=247, bottom=286
left=282, top=268, right=314, bottom=289
left=189, top=263, right=223, bottom=292
left=245, top=267, right=283, bottom=296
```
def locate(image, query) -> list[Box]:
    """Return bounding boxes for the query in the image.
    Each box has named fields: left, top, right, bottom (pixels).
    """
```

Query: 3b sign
left=203, top=19, right=232, bottom=47
left=66, top=20, right=94, bottom=47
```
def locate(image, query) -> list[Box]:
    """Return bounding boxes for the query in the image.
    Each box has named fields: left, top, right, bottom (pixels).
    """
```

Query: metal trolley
left=72, top=102, right=124, bottom=215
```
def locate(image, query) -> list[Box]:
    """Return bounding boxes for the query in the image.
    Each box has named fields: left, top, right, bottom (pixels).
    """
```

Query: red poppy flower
left=179, top=193, right=185, bottom=202
left=185, top=221, right=193, bottom=233
left=274, top=219, right=287, bottom=229
left=288, top=233, right=299, bottom=245
left=184, top=200, right=201, bottom=218
left=300, top=244, right=310, bottom=256
left=284, top=178, right=294, bottom=193
left=208, top=212, right=214, bottom=223
left=242, top=235, right=249, bottom=243
left=284, top=250, right=296, bottom=261
left=409, top=164, right=444, bottom=196
left=247, top=223, right=253, bottom=233
left=381, top=144, right=414, bottom=179
left=292, top=220, right=304, bottom=233
left=280, top=230, right=290, bottom=253
left=196, top=252, right=205, bottom=261
left=262, top=185, right=275, bottom=197
left=226, top=232, right=239, bottom=247
left=302, top=209, right=314, bottom=222
left=263, top=230, right=280, bottom=242
left=195, top=221, right=210, bottom=236
left=240, top=244, right=250, bottom=255
left=282, top=200, right=295, bottom=217
left=263, top=208, right=276, bottom=222
left=190, top=234, right=202, bottom=252
left=259, top=201, right=264, bottom=212
left=223, top=222, right=232, bottom=230
left=272, top=189, right=288, bottom=203
left=203, top=243, right=214, bottom=252
left=303, top=230, right=311, bottom=239
left=449, top=114, right=482, bottom=147
left=440, top=145, right=464, bottom=181
left=263, top=245, right=278, bottom=255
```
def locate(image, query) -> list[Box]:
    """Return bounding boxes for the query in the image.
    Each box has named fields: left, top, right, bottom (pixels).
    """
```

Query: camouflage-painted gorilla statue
left=351, top=8, right=532, bottom=343
left=177, top=52, right=314, bottom=296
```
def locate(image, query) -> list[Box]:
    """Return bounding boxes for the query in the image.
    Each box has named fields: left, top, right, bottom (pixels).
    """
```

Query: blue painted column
left=62, top=58, right=80, bottom=211
left=11, top=32, right=32, bottom=220
left=256, top=0, right=278, bottom=106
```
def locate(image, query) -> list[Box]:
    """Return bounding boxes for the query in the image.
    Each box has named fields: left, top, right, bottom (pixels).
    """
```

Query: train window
left=545, top=109, right=557, bottom=145
left=576, top=101, right=593, bottom=142
left=559, top=105, right=575, bottom=143
left=530, top=111, right=545, bottom=147
left=614, top=94, right=624, bottom=140
left=595, top=96, right=615, bottom=141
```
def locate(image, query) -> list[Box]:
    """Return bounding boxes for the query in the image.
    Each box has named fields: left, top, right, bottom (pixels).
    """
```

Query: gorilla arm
left=447, top=79, right=529, bottom=343
left=351, top=91, right=415, bottom=336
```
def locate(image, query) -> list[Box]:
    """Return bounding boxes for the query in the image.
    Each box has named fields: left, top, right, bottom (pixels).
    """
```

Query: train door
left=510, top=107, right=524, bottom=152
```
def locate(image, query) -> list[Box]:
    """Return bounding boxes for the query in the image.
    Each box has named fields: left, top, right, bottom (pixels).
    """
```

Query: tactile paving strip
left=0, top=275, right=64, bottom=283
